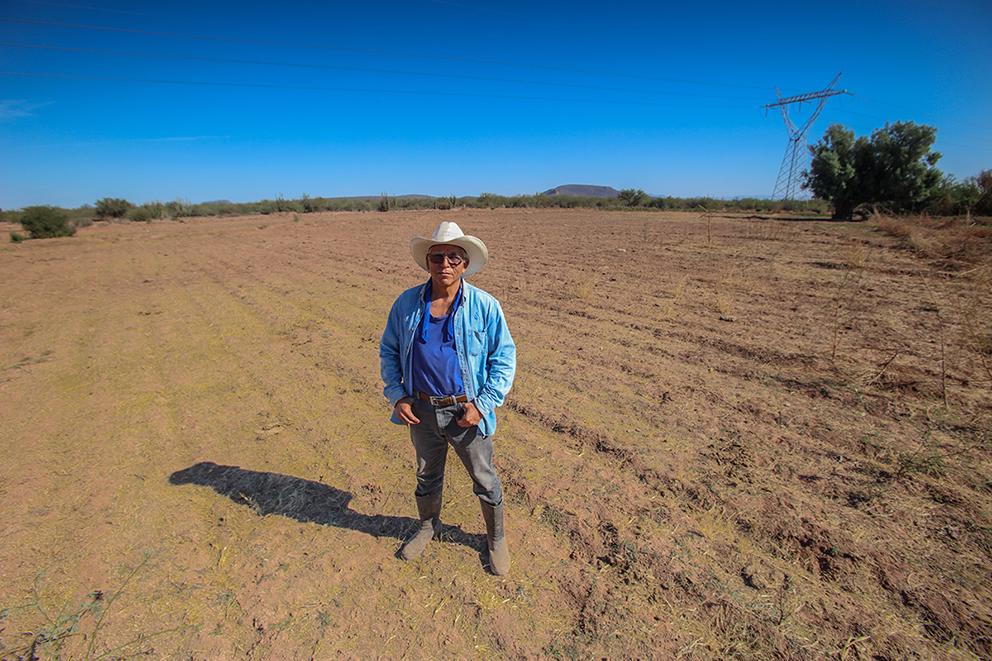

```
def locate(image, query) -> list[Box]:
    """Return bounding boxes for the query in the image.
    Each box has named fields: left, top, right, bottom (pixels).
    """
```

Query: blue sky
left=1, top=0, right=989, bottom=208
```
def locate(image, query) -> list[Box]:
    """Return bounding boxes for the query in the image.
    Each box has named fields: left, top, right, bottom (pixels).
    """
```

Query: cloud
left=137, top=136, right=230, bottom=143
left=0, top=99, right=51, bottom=121
left=14, top=135, right=231, bottom=149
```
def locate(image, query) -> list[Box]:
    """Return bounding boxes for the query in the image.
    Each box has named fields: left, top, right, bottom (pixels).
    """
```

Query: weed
left=896, top=451, right=946, bottom=477
left=10, top=231, right=25, bottom=242
left=829, top=246, right=871, bottom=361
left=571, top=277, right=596, bottom=300
left=2, top=552, right=183, bottom=660
left=538, top=504, right=569, bottom=534
left=919, top=273, right=949, bottom=407
left=958, top=265, right=992, bottom=388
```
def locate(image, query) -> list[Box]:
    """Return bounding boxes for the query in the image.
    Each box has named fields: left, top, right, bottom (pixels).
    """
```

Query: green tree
left=806, top=121, right=944, bottom=220
left=618, top=188, right=647, bottom=207
left=95, top=197, right=133, bottom=218
left=19, top=206, right=75, bottom=239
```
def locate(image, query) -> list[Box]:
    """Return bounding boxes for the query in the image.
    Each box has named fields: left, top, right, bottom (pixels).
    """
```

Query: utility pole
left=765, top=73, right=849, bottom=200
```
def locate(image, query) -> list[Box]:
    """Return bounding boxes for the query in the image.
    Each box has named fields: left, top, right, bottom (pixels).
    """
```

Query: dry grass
left=875, top=213, right=992, bottom=265
left=1, top=209, right=990, bottom=659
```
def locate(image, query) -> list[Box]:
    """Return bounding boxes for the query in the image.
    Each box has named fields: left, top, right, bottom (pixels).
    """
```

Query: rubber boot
left=480, top=500, right=510, bottom=576
left=400, top=492, right=442, bottom=560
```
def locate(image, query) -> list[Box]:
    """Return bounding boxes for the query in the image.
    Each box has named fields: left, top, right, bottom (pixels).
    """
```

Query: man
left=379, top=221, right=516, bottom=575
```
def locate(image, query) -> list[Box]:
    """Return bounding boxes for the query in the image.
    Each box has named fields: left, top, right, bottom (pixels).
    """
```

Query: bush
left=129, top=202, right=166, bottom=222
left=301, top=194, right=316, bottom=213
left=19, top=206, right=75, bottom=239
left=618, top=189, right=648, bottom=207
left=10, top=232, right=26, bottom=242
left=166, top=199, right=194, bottom=218
left=95, top=197, right=133, bottom=218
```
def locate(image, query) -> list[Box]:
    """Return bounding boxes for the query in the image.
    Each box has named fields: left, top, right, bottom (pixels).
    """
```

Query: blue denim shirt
left=380, top=280, right=516, bottom=436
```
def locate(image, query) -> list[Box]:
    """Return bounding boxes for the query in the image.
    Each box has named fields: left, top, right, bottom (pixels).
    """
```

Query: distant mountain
left=541, top=184, right=620, bottom=198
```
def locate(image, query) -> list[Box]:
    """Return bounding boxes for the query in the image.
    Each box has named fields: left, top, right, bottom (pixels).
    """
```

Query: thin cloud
left=0, top=99, right=51, bottom=121
left=15, top=135, right=230, bottom=148
left=136, top=135, right=230, bottom=143
left=8, top=0, right=159, bottom=16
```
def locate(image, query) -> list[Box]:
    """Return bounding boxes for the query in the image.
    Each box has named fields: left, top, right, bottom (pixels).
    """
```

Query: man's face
left=427, top=244, right=468, bottom=287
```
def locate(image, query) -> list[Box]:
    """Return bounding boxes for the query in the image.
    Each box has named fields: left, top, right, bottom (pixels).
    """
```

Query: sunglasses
left=427, top=251, right=466, bottom=266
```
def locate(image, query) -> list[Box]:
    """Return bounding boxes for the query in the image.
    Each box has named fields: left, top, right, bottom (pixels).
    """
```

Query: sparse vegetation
left=129, top=202, right=167, bottom=222
left=0, top=194, right=840, bottom=224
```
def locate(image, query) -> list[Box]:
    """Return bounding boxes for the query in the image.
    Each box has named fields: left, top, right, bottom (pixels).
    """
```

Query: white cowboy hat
left=410, top=221, right=489, bottom=277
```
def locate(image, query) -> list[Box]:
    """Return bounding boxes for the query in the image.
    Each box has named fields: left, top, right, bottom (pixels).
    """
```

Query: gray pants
left=409, top=397, right=503, bottom=506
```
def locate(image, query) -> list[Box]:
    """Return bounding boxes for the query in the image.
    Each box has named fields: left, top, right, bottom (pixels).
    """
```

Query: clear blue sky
left=1, top=0, right=989, bottom=208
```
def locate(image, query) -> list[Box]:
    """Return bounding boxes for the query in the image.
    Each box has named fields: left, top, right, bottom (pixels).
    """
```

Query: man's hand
left=456, top=401, right=482, bottom=428
left=394, top=398, right=421, bottom=425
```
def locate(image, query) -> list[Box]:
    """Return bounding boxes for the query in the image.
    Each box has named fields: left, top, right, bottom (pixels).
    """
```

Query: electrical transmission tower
left=765, top=73, right=849, bottom=200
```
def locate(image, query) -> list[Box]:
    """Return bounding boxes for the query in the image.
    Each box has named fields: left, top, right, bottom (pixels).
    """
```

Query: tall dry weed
left=875, top=214, right=992, bottom=264
left=828, top=246, right=872, bottom=361
left=957, top=265, right=992, bottom=388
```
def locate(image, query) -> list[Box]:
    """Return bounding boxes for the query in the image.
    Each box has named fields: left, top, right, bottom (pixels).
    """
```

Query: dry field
left=1, top=209, right=990, bottom=659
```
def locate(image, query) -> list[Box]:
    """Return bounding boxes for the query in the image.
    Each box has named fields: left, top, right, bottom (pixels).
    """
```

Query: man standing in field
left=380, top=221, right=516, bottom=575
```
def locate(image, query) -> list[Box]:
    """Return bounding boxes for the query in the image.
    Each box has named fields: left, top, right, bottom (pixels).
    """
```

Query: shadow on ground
left=169, top=461, right=483, bottom=552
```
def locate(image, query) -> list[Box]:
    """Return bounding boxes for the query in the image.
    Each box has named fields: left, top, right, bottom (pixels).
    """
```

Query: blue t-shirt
left=411, top=313, right=464, bottom=396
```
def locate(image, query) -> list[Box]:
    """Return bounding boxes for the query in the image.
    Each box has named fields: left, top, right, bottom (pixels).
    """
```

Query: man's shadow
left=169, top=462, right=483, bottom=554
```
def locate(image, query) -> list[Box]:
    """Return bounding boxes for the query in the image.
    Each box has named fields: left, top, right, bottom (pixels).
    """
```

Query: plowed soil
left=1, top=209, right=990, bottom=659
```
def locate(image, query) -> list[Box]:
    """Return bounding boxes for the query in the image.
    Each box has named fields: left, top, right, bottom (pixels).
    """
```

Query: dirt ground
left=1, top=209, right=990, bottom=659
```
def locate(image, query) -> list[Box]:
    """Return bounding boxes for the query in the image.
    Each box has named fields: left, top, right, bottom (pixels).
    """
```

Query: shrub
left=618, top=189, right=648, bottom=207
left=10, top=231, right=26, bottom=242
left=95, top=197, right=133, bottom=218
left=19, top=206, right=75, bottom=239
left=301, top=194, right=316, bottom=213
left=166, top=199, right=194, bottom=218
left=129, top=202, right=166, bottom=222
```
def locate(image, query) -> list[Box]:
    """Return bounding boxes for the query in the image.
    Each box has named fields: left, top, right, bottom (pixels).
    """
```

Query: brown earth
left=1, top=209, right=990, bottom=659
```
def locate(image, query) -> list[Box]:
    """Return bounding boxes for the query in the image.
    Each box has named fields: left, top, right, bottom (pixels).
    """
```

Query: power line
left=0, top=16, right=775, bottom=91
left=6, top=0, right=158, bottom=16
left=0, top=69, right=756, bottom=109
left=0, top=41, right=763, bottom=103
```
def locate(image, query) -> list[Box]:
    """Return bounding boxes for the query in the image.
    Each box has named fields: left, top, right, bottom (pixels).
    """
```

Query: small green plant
left=10, top=231, right=26, bottom=242
left=19, top=206, right=75, bottom=239
left=3, top=553, right=182, bottom=660
left=94, top=197, right=132, bottom=219
left=897, top=451, right=946, bottom=477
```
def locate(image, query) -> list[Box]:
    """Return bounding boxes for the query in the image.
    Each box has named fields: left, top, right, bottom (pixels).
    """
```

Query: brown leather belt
left=416, top=391, right=468, bottom=407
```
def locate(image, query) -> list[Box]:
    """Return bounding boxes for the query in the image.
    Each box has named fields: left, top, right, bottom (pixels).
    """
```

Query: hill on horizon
left=541, top=184, right=620, bottom=198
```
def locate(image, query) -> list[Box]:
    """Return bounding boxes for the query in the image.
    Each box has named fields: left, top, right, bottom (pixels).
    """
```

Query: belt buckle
left=431, top=394, right=454, bottom=407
